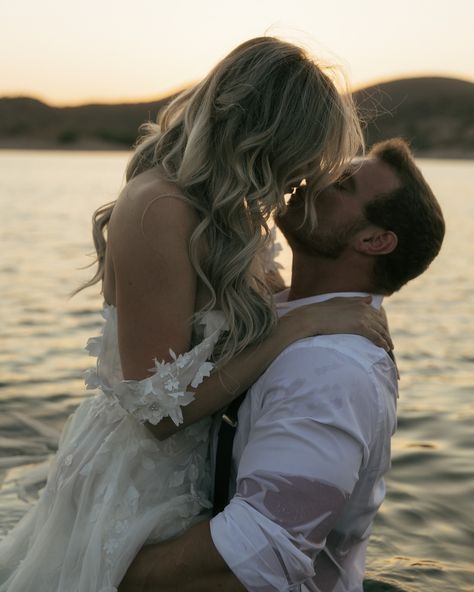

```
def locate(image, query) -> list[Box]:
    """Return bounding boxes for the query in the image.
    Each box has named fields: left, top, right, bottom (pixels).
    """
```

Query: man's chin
left=275, top=207, right=304, bottom=236
left=274, top=212, right=299, bottom=247
left=275, top=217, right=319, bottom=256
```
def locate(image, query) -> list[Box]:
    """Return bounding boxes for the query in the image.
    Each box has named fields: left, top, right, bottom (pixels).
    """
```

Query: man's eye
left=334, top=180, right=348, bottom=191
left=334, top=173, right=354, bottom=192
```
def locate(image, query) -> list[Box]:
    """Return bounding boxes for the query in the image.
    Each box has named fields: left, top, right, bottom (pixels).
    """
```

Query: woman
left=0, top=37, right=391, bottom=591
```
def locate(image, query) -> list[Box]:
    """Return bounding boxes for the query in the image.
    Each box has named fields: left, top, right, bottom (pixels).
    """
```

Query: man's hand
left=118, top=519, right=246, bottom=592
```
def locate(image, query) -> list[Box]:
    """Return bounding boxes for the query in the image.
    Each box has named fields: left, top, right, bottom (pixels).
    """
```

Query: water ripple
left=1, top=153, right=473, bottom=591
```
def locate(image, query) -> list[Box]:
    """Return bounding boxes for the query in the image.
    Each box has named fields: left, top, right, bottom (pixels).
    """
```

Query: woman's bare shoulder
left=125, top=167, right=185, bottom=200
left=111, top=168, right=199, bottom=241
left=103, top=169, right=201, bottom=378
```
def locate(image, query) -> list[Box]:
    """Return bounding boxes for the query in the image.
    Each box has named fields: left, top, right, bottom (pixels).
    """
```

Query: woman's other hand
left=278, top=296, right=394, bottom=352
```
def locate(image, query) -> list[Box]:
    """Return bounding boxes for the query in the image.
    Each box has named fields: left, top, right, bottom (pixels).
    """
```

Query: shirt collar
left=274, top=288, right=384, bottom=315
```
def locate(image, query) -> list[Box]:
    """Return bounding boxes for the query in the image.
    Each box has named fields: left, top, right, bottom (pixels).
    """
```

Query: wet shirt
left=210, top=291, right=398, bottom=592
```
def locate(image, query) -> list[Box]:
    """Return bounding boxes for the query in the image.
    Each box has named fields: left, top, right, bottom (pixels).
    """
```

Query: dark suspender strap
left=387, top=348, right=400, bottom=379
left=212, top=392, right=246, bottom=517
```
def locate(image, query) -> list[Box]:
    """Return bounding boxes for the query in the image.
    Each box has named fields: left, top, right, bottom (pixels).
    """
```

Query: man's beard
left=302, top=228, right=354, bottom=258
left=275, top=208, right=366, bottom=260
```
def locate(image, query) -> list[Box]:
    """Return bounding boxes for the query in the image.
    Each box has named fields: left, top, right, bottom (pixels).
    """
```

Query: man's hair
left=365, top=138, right=445, bottom=294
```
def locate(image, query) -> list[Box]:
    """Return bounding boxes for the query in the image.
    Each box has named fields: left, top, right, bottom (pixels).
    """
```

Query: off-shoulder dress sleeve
left=84, top=306, right=227, bottom=427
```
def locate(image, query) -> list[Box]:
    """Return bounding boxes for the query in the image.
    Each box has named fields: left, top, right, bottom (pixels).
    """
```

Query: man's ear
left=354, top=227, right=398, bottom=255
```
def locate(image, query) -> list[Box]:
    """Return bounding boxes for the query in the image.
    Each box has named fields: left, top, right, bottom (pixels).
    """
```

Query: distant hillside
left=0, top=77, right=473, bottom=157
left=0, top=95, right=176, bottom=150
left=354, top=77, right=474, bottom=158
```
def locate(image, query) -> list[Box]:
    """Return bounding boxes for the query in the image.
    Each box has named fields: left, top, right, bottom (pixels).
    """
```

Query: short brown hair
left=365, top=138, right=445, bottom=294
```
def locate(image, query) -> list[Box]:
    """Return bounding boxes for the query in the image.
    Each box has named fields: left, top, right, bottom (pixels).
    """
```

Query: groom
left=119, top=138, right=444, bottom=591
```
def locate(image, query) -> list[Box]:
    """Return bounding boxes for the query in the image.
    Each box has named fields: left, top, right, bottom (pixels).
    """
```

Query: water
left=0, top=151, right=473, bottom=590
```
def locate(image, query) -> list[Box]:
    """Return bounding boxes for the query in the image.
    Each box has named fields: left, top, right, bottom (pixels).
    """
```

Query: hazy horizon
left=2, top=73, right=473, bottom=109
left=2, top=0, right=473, bottom=107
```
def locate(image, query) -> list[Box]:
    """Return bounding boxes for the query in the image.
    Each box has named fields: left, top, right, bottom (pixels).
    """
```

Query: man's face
left=276, top=158, right=401, bottom=258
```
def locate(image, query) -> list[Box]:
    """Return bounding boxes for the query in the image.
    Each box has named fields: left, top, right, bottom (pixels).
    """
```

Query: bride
left=0, top=37, right=391, bottom=591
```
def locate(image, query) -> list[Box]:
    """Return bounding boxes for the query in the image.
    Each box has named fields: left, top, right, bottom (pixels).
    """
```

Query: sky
left=2, top=0, right=473, bottom=106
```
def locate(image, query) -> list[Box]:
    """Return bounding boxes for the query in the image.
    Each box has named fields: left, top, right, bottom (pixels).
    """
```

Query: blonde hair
left=80, top=36, right=364, bottom=364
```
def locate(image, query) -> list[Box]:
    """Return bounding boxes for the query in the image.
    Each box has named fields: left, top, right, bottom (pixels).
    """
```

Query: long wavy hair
left=79, top=36, right=363, bottom=364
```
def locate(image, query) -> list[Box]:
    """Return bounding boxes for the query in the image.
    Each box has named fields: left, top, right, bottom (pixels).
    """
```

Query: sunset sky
left=2, top=0, right=473, bottom=106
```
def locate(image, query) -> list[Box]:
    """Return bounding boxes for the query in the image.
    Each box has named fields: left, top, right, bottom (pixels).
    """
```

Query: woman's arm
left=109, top=185, right=290, bottom=439
left=108, top=188, right=199, bottom=379
left=148, top=295, right=391, bottom=440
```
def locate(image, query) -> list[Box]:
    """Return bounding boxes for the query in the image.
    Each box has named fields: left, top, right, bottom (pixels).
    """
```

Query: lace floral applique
left=84, top=367, right=101, bottom=390
left=84, top=307, right=227, bottom=426
left=261, top=226, right=284, bottom=274
left=102, top=485, right=140, bottom=565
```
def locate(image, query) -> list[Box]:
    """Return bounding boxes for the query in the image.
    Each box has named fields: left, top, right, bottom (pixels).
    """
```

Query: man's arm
left=209, top=345, right=383, bottom=590
left=118, top=520, right=245, bottom=592
left=120, top=344, right=389, bottom=591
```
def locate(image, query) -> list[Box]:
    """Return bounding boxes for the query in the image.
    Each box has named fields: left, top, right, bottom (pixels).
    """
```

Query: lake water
left=0, top=151, right=473, bottom=591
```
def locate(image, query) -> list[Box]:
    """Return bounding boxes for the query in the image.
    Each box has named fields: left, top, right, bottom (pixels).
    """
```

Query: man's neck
left=288, top=250, right=373, bottom=301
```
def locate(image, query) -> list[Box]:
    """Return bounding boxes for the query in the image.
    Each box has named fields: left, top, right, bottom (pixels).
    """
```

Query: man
left=119, top=138, right=445, bottom=591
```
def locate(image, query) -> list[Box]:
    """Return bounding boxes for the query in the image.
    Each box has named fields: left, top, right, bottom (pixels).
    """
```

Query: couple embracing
left=0, top=36, right=444, bottom=592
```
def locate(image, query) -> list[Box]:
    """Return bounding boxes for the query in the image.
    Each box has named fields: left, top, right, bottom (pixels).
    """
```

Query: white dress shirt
left=210, top=291, right=398, bottom=592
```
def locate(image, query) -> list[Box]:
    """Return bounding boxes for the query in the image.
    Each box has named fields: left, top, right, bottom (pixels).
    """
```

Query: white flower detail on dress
left=84, top=368, right=101, bottom=390
left=164, top=377, right=180, bottom=392
left=171, top=349, right=191, bottom=368
left=85, top=336, right=102, bottom=357
left=191, top=362, right=213, bottom=388
left=103, top=538, right=123, bottom=567
left=261, top=226, right=284, bottom=273
left=84, top=307, right=228, bottom=426
left=114, top=520, right=128, bottom=534
left=103, top=538, right=120, bottom=555
left=168, top=470, right=186, bottom=488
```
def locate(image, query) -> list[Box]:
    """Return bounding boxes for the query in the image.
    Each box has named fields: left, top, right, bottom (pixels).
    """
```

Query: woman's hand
left=277, top=296, right=394, bottom=351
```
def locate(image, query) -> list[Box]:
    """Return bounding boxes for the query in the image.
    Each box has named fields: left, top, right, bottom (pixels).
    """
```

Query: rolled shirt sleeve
left=210, top=344, right=381, bottom=591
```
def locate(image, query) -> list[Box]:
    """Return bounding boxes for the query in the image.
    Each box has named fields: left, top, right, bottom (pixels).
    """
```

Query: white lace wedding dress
left=0, top=303, right=227, bottom=592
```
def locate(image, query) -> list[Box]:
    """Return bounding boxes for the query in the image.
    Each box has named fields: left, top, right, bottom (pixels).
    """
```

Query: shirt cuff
left=210, top=497, right=315, bottom=591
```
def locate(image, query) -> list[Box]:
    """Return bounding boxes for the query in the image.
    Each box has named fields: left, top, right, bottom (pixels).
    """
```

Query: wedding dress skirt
left=0, top=304, right=227, bottom=592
